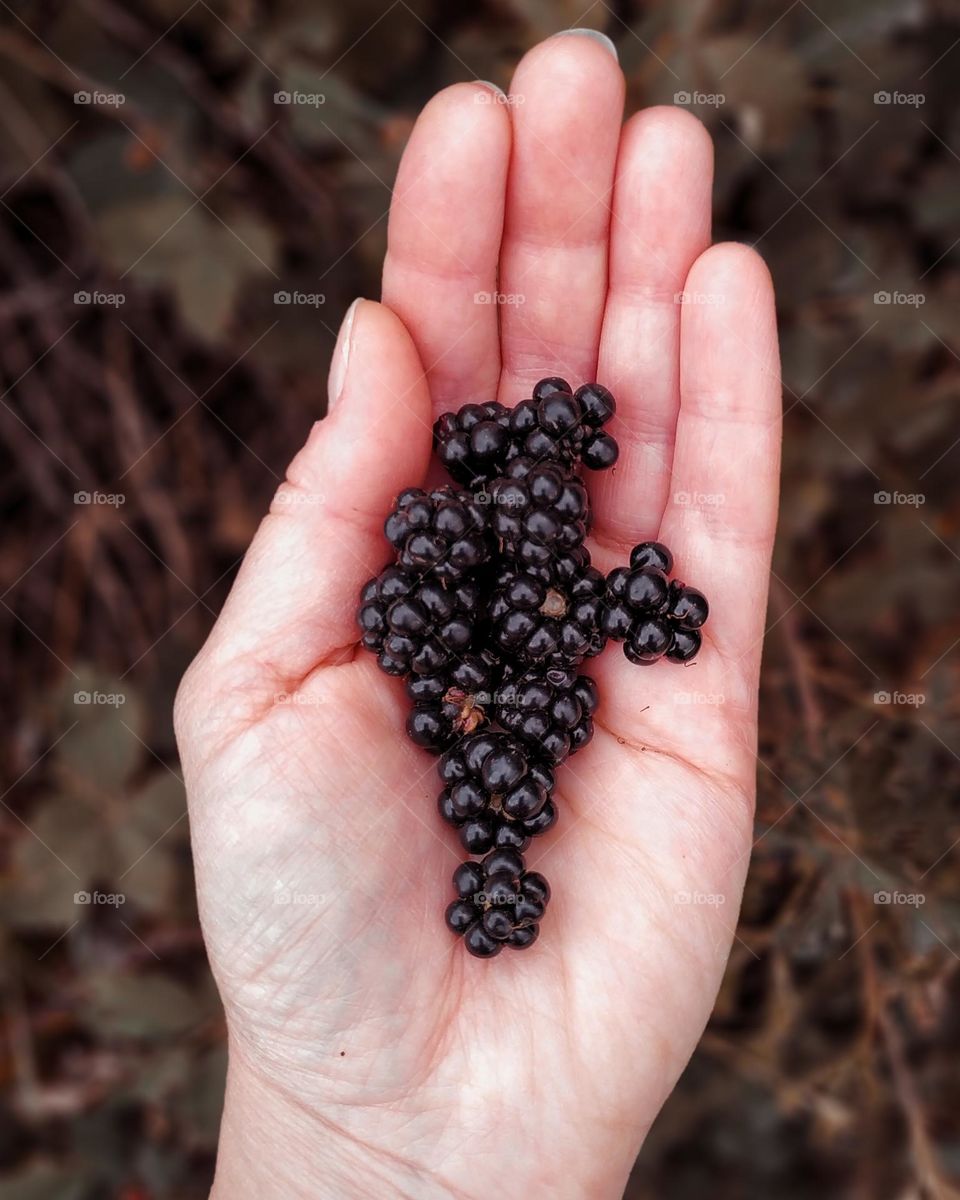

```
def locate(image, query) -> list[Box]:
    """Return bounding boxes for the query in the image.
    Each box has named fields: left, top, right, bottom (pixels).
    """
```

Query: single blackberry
left=444, top=849, right=551, bottom=956
left=437, top=731, right=556, bottom=854
left=488, top=460, right=589, bottom=568
left=490, top=560, right=607, bottom=665
left=433, top=401, right=513, bottom=486
left=602, top=542, right=709, bottom=665
left=507, top=379, right=619, bottom=472
left=495, top=665, right=598, bottom=764
left=405, top=653, right=499, bottom=753
left=357, top=566, right=480, bottom=676
left=384, top=486, right=491, bottom=581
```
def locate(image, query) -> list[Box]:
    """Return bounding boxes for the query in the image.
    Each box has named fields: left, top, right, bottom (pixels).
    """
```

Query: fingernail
left=328, top=298, right=361, bottom=410
left=476, top=80, right=506, bottom=99
left=552, top=28, right=618, bottom=61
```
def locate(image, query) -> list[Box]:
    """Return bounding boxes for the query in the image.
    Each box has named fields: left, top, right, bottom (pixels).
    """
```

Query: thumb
left=181, top=299, right=433, bottom=716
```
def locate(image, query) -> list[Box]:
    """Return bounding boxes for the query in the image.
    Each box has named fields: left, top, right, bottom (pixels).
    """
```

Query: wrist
left=211, top=1051, right=458, bottom=1200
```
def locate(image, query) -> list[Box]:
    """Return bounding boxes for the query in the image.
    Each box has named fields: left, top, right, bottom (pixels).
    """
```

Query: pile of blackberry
left=357, top=377, right=710, bottom=958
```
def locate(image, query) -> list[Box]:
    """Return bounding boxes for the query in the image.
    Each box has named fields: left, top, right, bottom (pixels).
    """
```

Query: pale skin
left=174, top=32, right=781, bottom=1200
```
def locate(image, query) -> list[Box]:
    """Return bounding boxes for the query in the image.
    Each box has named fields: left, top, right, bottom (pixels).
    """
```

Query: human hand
left=175, top=30, right=780, bottom=1200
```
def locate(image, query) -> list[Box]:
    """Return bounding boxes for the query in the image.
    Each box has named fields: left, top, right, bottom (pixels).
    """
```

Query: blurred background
left=1, top=1, right=958, bottom=1197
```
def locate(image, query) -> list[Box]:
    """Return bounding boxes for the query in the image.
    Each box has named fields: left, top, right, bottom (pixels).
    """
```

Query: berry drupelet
left=384, top=486, right=491, bottom=581
left=437, top=731, right=557, bottom=854
left=444, top=849, right=551, bottom=957
left=357, top=566, right=480, bottom=677
left=602, top=541, right=710, bottom=665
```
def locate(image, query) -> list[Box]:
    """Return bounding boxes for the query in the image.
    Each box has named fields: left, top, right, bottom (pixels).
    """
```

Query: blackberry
left=433, top=401, right=513, bottom=486
left=444, top=850, right=551, bottom=956
left=602, top=543, right=709, bottom=665
left=384, top=487, right=491, bottom=581
left=405, top=653, right=499, bottom=753
left=357, top=566, right=480, bottom=676
left=507, top=379, right=619, bottom=472
left=490, top=561, right=607, bottom=665
left=437, top=731, right=556, bottom=854
left=495, top=665, right=598, bottom=764
left=488, top=460, right=589, bottom=568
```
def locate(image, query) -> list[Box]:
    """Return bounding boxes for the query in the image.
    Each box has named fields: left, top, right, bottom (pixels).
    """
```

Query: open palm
left=175, top=33, right=781, bottom=1200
